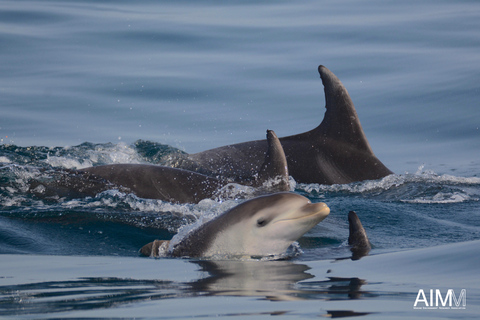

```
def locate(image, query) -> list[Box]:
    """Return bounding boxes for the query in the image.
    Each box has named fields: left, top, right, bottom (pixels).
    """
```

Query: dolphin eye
left=257, top=218, right=268, bottom=227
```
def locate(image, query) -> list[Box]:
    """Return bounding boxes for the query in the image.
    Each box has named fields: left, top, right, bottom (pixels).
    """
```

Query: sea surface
left=1, top=0, right=480, bottom=319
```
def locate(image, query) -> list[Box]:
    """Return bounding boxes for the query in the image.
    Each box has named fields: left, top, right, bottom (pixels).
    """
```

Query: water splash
left=297, top=166, right=480, bottom=204
left=2, top=142, right=480, bottom=257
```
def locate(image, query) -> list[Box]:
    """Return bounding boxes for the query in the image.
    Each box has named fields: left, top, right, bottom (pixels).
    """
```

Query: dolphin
left=28, top=130, right=289, bottom=204
left=348, top=211, right=371, bottom=260
left=140, top=192, right=330, bottom=258
left=169, top=65, right=392, bottom=185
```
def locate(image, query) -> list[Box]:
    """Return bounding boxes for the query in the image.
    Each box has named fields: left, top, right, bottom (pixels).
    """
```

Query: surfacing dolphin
left=140, top=192, right=330, bottom=258
left=29, top=130, right=289, bottom=204
left=170, top=65, right=392, bottom=185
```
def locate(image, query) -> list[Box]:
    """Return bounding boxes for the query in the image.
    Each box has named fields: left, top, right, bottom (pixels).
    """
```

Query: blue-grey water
left=1, top=0, right=480, bottom=319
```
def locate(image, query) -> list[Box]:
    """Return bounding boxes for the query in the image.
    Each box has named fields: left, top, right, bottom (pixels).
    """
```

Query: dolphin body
left=140, top=192, right=330, bottom=258
left=171, top=65, right=392, bottom=185
left=29, top=130, right=289, bottom=204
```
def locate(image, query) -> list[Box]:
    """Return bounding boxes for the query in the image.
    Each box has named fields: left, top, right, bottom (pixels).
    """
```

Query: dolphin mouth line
left=276, top=206, right=330, bottom=223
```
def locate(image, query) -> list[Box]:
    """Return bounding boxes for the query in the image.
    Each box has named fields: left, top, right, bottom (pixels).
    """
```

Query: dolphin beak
left=302, top=202, right=330, bottom=220
left=282, top=201, right=330, bottom=222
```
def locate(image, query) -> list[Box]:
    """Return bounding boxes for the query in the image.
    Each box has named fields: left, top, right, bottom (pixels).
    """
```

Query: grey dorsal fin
left=316, top=65, right=373, bottom=153
left=256, top=129, right=289, bottom=191
left=348, top=211, right=371, bottom=260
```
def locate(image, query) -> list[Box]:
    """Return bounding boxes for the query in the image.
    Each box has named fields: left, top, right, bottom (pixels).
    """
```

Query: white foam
left=45, top=156, right=93, bottom=169
left=298, top=166, right=480, bottom=204
left=43, top=142, right=144, bottom=169
left=402, top=192, right=473, bottom=204
left=0, top=156, right=11, bottom=163
left=101, top=142, right=142, bottom=164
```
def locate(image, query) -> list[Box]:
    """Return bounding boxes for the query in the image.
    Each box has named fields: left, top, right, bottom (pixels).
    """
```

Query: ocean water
left=1, top=0, right=480, bottom=319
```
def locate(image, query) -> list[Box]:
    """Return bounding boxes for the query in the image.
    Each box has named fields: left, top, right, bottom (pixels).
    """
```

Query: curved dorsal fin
left=256, top=129, right=289, bottom=191
left=348, top=211, right=371, bottom=260
left=316, top=65, right=373, bottom=153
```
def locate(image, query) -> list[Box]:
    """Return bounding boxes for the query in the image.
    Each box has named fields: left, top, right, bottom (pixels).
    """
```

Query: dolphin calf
left=170, top=65, right=392, bottom=185
left=29, top=130, right=289, bottom=204
left=348, top=211, right=371, bottom=260
left=140, top=192, right=330, bottom=258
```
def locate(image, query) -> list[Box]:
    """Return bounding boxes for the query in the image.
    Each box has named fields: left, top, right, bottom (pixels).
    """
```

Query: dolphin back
left=184, top=65, right=392, bottom=185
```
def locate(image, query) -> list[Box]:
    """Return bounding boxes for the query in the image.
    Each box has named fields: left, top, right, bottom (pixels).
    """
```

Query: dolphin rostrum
left=169, top=65, right=392, bottom=185
left=28, top=130, right=289, bottom=204
left=140, top=192, right=330, bottom=258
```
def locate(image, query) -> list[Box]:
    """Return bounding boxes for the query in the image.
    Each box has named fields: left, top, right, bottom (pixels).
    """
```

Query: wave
left=2, top=142, right=479, bottom=240
left=2, top=142, right=479, bottom=229
left=0, top=142, right=143, bottom=170
left=297, top=165, right=480, bottom=204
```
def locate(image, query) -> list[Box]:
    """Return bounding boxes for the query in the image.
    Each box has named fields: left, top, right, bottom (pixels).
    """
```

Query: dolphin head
left=199, top=192, right=330, bottom=258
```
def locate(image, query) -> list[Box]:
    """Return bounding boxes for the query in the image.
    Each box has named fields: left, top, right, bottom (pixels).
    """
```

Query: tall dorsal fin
left=256, top=130, right=289, bottom=191
left=316, top=65, right=373, bottom=153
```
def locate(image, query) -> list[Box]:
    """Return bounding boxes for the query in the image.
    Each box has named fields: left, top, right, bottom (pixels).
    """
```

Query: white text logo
left=413, top=289, right=466, bottom=310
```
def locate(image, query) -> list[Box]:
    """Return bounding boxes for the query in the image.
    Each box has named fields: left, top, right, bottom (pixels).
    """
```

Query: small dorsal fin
left=316, top=65, right=373, bottom=153
left=256, top=130, right=289, bottom=191
left=348, top=211, right=371, bottom=260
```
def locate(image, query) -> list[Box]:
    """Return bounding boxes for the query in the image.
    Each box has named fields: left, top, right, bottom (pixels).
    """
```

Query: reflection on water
left=0, top=259, right=375, bottom=317
left=0, top=277, right=179, bottom=315
left=191, top=260, right=314, bottom=301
